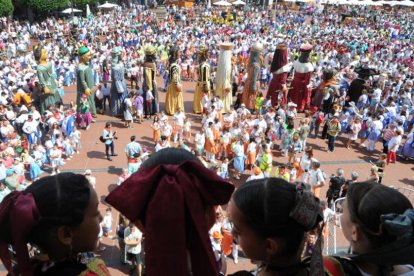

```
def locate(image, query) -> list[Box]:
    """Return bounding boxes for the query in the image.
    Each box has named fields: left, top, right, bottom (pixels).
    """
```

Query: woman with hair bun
left=332, top=181, right=414, bottom=275
left=228, top=178, right=324, bottom=275
left=0, top=173, right=109, bottom=276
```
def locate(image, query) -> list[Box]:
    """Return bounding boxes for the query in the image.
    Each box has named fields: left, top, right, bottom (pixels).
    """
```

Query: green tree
left=0, top=0, right=14, bottom=17
left=25, top=0, right=68, bottom=13
left=74, top=0, right=98, bottom=7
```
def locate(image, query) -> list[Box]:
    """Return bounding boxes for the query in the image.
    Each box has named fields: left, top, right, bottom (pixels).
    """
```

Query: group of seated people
left=0, top=148, right=413, bottom=275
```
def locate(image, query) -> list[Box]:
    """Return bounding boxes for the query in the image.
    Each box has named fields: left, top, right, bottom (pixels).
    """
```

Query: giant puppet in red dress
left=266, top=44, right=290, bottom=107
left=289, top=44, right=314, bottom=112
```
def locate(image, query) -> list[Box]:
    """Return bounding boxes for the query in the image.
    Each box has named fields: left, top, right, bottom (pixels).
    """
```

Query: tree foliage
left=0, top=0, right=14, bottom=17
left=74, top=0, right=99, bottom=7
left=25, top=0, right=69, bottom=13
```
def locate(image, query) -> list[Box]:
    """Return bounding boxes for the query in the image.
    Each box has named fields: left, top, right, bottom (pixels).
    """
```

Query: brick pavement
left=1, top=76, right=413, bottom=276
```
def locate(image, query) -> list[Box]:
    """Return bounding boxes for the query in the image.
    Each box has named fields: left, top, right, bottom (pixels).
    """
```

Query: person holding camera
left=326, top=168, right=346, bottom=208
left=102, top=122, right=118, bottom=161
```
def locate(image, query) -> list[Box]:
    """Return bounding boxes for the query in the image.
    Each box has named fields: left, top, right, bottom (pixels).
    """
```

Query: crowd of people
left=0, top=0, right=413, bottom=275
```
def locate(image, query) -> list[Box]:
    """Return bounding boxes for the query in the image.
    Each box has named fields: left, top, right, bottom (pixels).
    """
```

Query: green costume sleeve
left=79, top=67, right=89, bottom=91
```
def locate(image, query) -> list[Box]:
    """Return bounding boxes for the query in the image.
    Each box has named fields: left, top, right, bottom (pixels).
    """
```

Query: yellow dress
left=193, top=62, right=210, bottom=114
left=165, top=63, right=184, bottom=115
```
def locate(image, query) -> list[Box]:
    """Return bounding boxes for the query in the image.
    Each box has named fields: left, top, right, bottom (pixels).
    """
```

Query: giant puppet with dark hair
left=193, top=45, right=211, bottom=114
left=77, top=46, right=97, bottom=118
left=242, top=42, right=263, bottom=110
left=33, top=45, right=62, bottom=113
left=165, top=45, right=184, bottom=115
left=289, top=43, right=314, bottom=112
left=267, top=44, right=290, bottom=106
left=143, top=46, right=159, bottom=117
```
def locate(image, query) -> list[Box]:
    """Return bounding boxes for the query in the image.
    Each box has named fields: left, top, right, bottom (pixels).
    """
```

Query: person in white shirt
left=308, top=161, right=325, bottom=198
left=387, top=129, right=402, bottom=165
left=194, top=130, right=205, bottom=155
left=124, top=224, right=143, bottom=275
left=101, top=207, right=113, bottom=237
left=173, top=108, right=186, bottom=143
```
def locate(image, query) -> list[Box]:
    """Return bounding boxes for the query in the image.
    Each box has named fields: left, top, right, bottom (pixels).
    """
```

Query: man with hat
left=289, top=43, right=314, bottom=112
left=77, top=46, right=97, bottom=119
left=347, top=66, right=378, bottom=106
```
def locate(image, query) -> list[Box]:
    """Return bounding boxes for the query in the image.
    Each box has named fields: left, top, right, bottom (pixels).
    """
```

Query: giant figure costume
left=143, top=46, right=159, bottom=115
left=242, top=42, right=263, bottom=110
left=311, top=69, right=339, bottom=113
left=347, top=67, right=378, bottom=106
left=289, top=44, right=314, bottom=112
left=34, top=45, right=62, bottom=113
left=76, top=46, right=97, bottom=117
left=266, top=44, right=290, bottom=107
left=165, top=45, right=184, bottom=115
left=110, top=47, right=128, bottom=116
left=215, top=42, right=234, bottom=113
left=193, top=45, right=211, bottom=114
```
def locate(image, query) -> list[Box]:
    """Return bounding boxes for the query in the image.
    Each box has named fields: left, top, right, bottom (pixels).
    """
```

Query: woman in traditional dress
left=165, top=45, right=184, bottom=115
left=34, top=45, right=62, bottom=113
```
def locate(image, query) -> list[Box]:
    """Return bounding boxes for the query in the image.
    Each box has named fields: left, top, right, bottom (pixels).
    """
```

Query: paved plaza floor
left=1, top=75, right=414, bottom=275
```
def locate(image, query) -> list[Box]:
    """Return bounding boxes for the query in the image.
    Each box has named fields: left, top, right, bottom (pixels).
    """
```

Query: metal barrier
left=325, top=197, right=346, bottom=255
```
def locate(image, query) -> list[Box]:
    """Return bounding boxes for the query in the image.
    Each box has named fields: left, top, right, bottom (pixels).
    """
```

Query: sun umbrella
left=233, top=0, right=246, bottom=5
left=213, top=0, right=232, bottom=6
left=61, top=8, right=82, bottom=14
left=86, top=4, right=91, bottom=17
left=397, top=0, right=414, bottom=6
left=97, top=2, right=119, bottom=9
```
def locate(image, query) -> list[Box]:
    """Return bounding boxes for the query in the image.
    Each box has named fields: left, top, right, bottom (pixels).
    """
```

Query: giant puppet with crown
left=143, top=46, right=159, bottom=117
left=289, top=43, right=314, bottom=112
left=242, top=42, right=263, bottom=110
left=267, top=44, right=290, bottom=107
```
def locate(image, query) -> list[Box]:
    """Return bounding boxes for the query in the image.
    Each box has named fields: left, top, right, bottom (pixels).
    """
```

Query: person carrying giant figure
left=193, top=45, right=211, bottom=114
left=110, top=46, right=129, bottom=117
left=215, top=42, right=234, bottom=114
left=34, top=45, right=62, bottom=113
left=242, top=42, right=263, bottom=110
left=165, top=45, right=184, bottom=116
left=266, top=44, right=290, bottom=107
left=289, top=43, right=314, bottom=112
left=77, top=46, right=97, bottom=118
left=143, top=46, right=159, bottom=117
